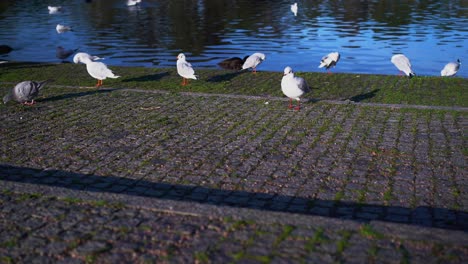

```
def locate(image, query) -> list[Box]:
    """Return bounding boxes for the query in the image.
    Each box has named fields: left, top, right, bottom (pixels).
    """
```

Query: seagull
left=318, top=52, right=340, bottom=74
left=217, top=56, right=249, bottom=71
left=441, top=59, right=461, bottom=77
left=127, top=0, right=142, bottom=6
left=291, top=3, right=298, bottom=16
left=242, top=53, right=266, bottom=73
left=281, top=66, right=310, bottom=111
left=48, top=6, right=62, bottom=14
left=391, top=54, right=415, bottom=77
left=73, top=52, right=104, bottom=64
left=56, top=46, right=78, bottom=60
left=177, top=53, right=197, bottom=86
left=74, top=56, right=120, bottom=87
left=3, top=80, right=53, bottom=105
left=56, top=24, right=72, bottom=33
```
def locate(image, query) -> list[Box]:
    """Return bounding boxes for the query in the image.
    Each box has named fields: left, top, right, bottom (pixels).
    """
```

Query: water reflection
left=0, top=0, right=466, bottom=77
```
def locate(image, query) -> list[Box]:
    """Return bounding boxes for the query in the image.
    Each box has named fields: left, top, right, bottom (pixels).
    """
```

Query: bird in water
left=56, top=24, right=72, bottom=34
left=242, top=53, right=266, bottom=73
left=281, top=66, right=310, bottom=111
left=291, top=3, right=298, bottom=16
left=177, top=53, right=197, bottom=86
left=0, top=45, right=13, bottom=54
left=127, top=0, right=142, bottom=6
left=3, top=80, right=53, bottom=105
left=441, top=59, right=461, bottom=77
left=217, top=56, right=249, bottom=71
left=56, top=46, right=78, bottom=61
left=318, top=52, right=340, bottom=74
left=391, top=54, right=415, bottom=78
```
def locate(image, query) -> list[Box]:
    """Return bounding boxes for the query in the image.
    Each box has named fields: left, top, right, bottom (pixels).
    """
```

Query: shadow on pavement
left=1, top=164, right=466, bottom=231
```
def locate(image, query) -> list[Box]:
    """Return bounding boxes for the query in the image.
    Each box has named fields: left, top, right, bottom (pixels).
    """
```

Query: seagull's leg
left=253, top=67, right=257, bottom=74
left=181, top=78, right=187, bottom=86
left=294, top=100, right=301, bottom=111
left=288, top=98, right=293, bottom=109
left=23, top=100, right=35, bottom=106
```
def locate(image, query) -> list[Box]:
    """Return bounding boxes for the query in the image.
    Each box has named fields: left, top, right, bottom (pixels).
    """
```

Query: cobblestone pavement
left=0, top=85, right=467, bottom=262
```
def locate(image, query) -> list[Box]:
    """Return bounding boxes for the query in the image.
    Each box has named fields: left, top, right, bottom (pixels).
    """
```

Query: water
left=0, top=0, right=467, bottom=77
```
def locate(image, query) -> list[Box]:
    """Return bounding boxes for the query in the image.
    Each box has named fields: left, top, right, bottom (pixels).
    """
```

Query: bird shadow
left=38, top=89, right=118, bottom=103
left=207, top=71, right=246, bottom=83
left=122, top=72, right=170, bottom=83
left=0, top=62, right=57, bottom=69
left=347, top=89, right=380, bottom=102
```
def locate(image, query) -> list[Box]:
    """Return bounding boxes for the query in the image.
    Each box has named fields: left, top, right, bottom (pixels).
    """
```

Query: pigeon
left=281, top=66, right=310, bottom=111
left=391, top=54, right=415, bottom=77
left=441, top=59, right=461, bottom=77
left=48, top=6, right=62, bottom=14
left=73, top=52, right=104, bottom=64
left=242, top=52, right=266, bottom=73
left=56, top=24, right=72, bottom=33
left=318, top=52, right=340, bottom=74
left=74, top=55, right=120, bottom=87
left=217, top=56, right=249, bottom=71
left=0, top=45, right=13, bottom=54
left=291, top=3, right=298, bottom=16
left=3, top=80, right=53, bottom=105
left=127, top=0, right=142, bottom=6
left=177, top=53, right=197, bottom=86
left=56, top=46, right=78, bottom=60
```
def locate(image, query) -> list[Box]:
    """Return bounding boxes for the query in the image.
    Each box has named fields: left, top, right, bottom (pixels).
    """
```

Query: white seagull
left=242, top=52, right=266, bottom=73
left=291, top=3, right=298, bottom=16
left=441, top=59, right=461, bottom=77
left=73, top=52, right=104, bottom=64
left=127, top=0, right=142, bottom=6
left=391, top=54, right=415, bottom=77
left=48, top=6, right=62, bottom=14
left=176, top=53, right=197, bottom=86
left=74, top=56, right=120, bottom=87
left=56, top=24, right=72, bottom=34
left=318, top=52, right=340, bottom=74
left=281, top=66, right=310, bottom=111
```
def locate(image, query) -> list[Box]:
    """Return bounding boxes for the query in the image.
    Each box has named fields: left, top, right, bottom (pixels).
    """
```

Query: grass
left=0, top=62, right=467, bottom=107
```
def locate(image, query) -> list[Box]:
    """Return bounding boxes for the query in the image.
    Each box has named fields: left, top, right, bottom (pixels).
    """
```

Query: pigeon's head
left=177, top=53, right=186, bottom=60
left=283, top=66, right=293, bottom=76
left=3, top=93, right=12, bottom=104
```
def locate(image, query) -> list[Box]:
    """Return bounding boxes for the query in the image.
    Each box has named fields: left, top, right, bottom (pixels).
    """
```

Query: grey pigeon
left=56, top=46, right=78, bottom=60
left=3, top=80, right=53, bottom=105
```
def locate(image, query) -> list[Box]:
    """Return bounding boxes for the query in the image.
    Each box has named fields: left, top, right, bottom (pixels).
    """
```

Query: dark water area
left=0, top=0, right=467, bottom=77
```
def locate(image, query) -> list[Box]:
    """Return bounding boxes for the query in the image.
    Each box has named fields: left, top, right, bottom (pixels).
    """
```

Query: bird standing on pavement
left=441, top=59, right=461, bottom=77
left=391, top=54, right=415, bottom=77
left=3, top=80, right=53, bottom=105
left=318, top=52, right=340, bottom=74
left=281, top=66, right=310, bottom=111
left=74, top=55, right=120, bottom=87
left=242, top=52, right=266, bottom=73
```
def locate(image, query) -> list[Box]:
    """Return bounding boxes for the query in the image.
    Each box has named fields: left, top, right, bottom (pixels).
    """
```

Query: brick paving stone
left=0, top=86, right=467, bottom=262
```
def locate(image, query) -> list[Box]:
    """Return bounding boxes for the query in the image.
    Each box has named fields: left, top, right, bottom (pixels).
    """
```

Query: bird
left=56, top=24, right=72, bottom=33
left=3, top=80, right=53, bottom=105
left=391, top=54, right=415, bottom=77
left=177, top=53, right=197, bottom=86
left=73, top=52, right=104, bottom=64
left=74, top=56, right=120, bottom=87
left=0, top=45, right=13, bottom=54
left=56, top=46, right=78, bottom=61
left=127, top=0, right=142, bottom=6
left=242, top=53, right=266, bottom=73
left=441, top=59, right=461, bottom=77
left=48, top=6, right=62, bottom=14
left=318, top=52, right=340, bottom=74
left=281, top=66, right=310, bottom=111
left=217, top=56, right=249, bottom=71
left=291, top=3, right=298, bottom=16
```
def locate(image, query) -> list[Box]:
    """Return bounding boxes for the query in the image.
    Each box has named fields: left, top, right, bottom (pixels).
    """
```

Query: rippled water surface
left=0, top=0, right=467, bottom=77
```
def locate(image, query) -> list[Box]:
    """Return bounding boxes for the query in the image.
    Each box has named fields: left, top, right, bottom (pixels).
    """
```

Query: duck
left=48, top=6, right=62, bottom=14
left=56, top=46, right=78, bottom=61
left=127, top=0, right=142, bottom=6
left=56, top=24, right=72, bottom=33
left=441, top=59, right=461, bottom=77
left=242, top=53, right=266, bottom=73
left=281, top=66, right=310, bottom=111
left=318, top=52, right=340, bottom=74
left=177, top=53, right=197, bottom=86
left=217, top=56, right=249, bottom=71
left=391, top=54, right=415, bottom=77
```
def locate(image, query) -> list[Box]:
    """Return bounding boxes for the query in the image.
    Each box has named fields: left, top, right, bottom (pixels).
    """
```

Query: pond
left=0, top=0, right=467, bottom=77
